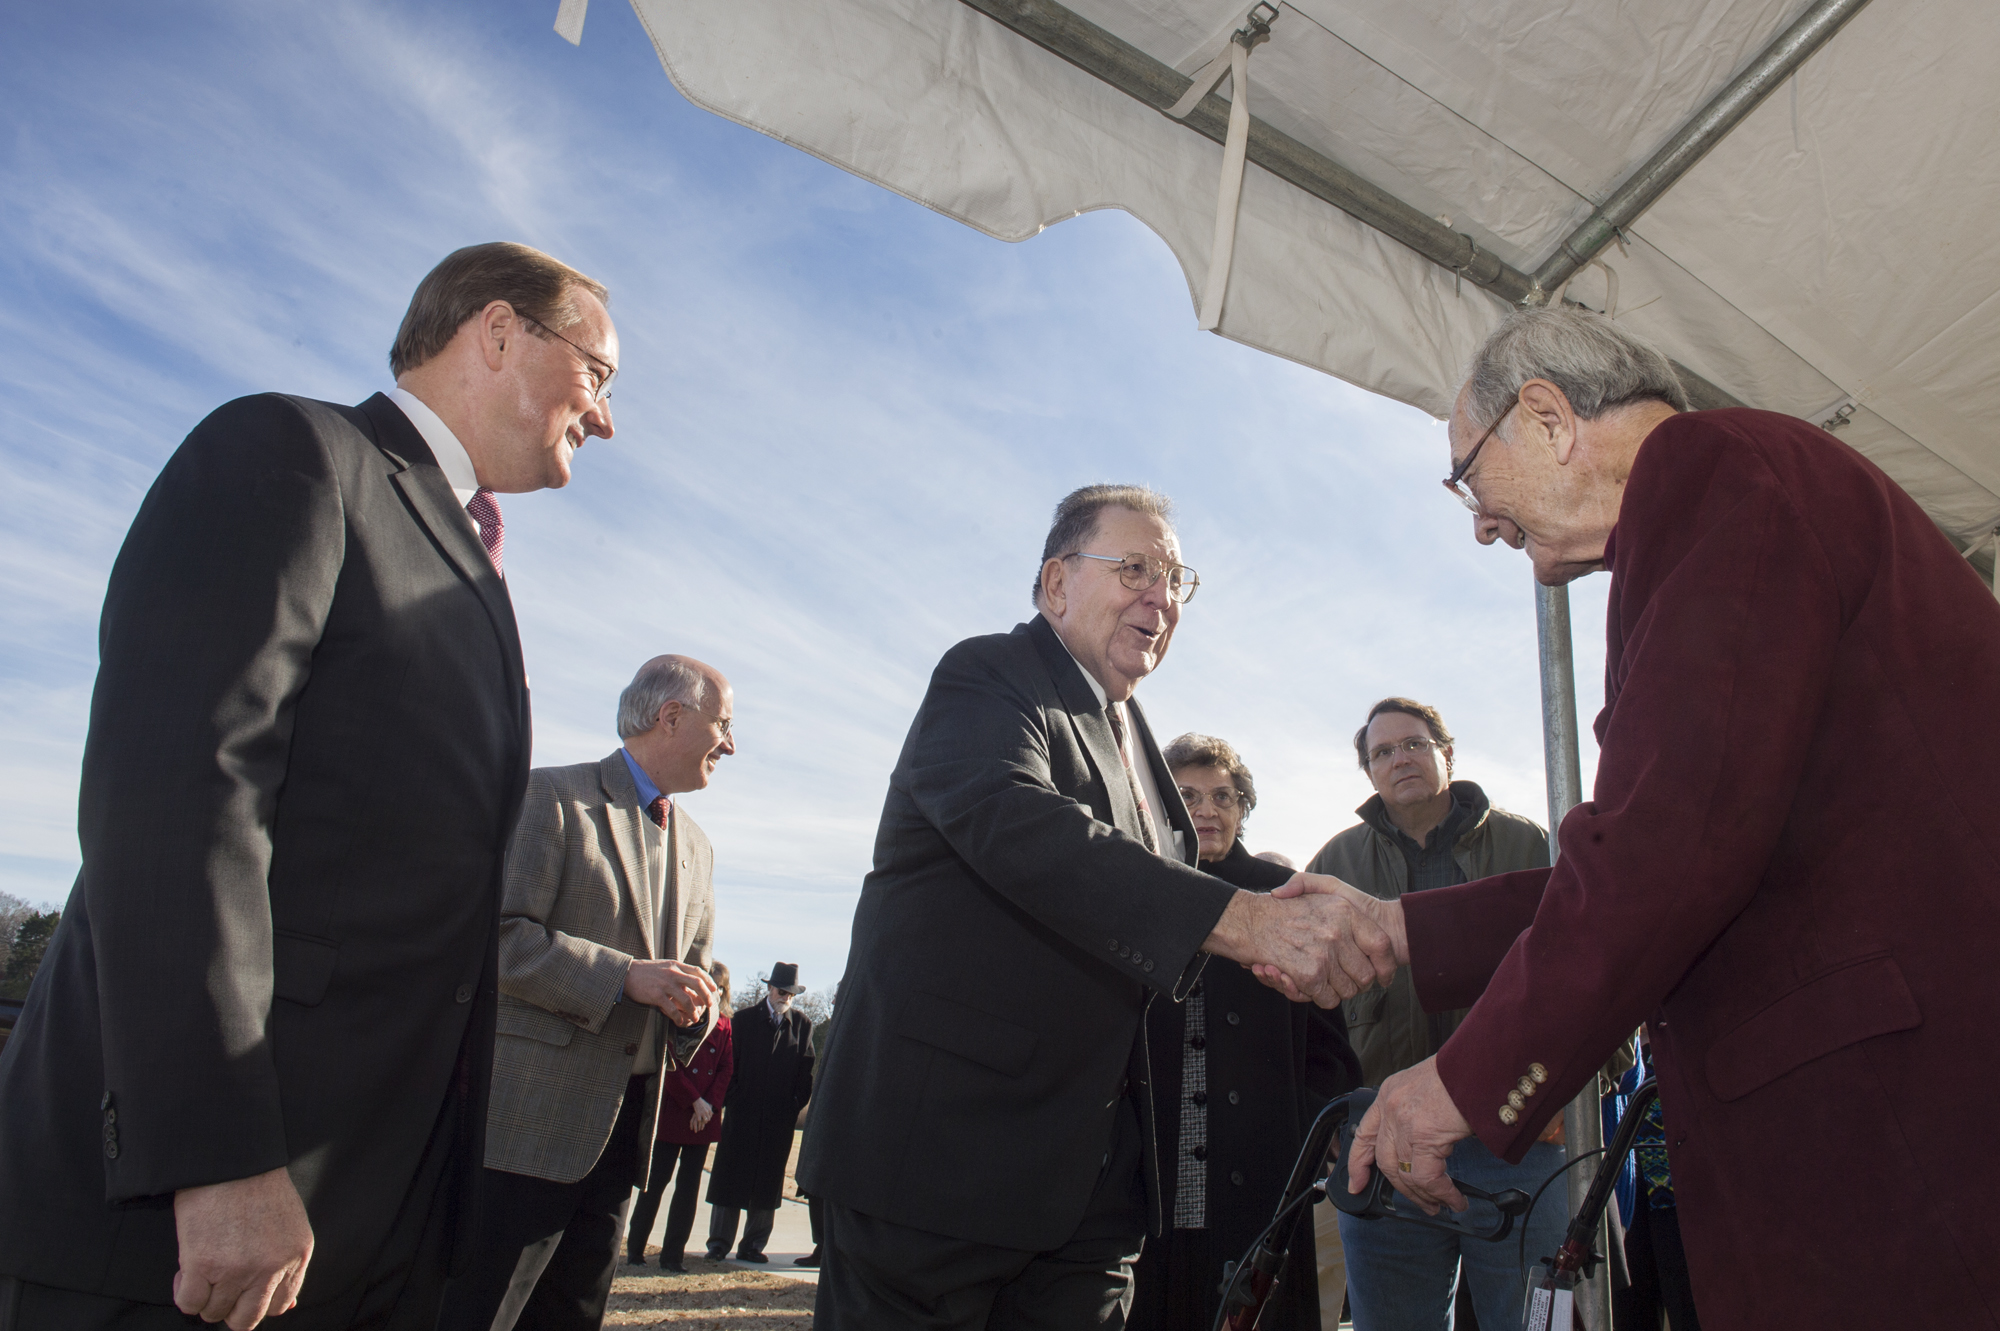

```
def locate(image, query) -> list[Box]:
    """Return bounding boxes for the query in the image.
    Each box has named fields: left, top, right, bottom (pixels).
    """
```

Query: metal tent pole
left=1535, top=580, right=1610, bottom=1330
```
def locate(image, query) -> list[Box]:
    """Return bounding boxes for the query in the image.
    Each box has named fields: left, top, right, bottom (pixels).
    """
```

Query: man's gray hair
left=615, top=657, right=709, bottom=739
left=1463, top=307, right=1690, bottom=430
left=1032, top=484, right=1176, bottom=608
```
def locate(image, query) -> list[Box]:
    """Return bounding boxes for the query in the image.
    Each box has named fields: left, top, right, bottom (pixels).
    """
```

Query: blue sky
left=0, top=0, right=1606, bottom=991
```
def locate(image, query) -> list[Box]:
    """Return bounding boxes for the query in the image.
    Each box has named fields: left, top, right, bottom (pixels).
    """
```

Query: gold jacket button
left=1507, top=1090, right=1525, bottom=1109
left=1499, top=1105, right=1519, bottom=1126
left=1529, top=1063, right=1548, bottom=1083
left=1518, top=1076, right=1536, bottom=1096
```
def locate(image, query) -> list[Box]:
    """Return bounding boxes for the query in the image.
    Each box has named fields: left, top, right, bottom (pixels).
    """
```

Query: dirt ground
left=606, top=1258, right=814, bottom=1329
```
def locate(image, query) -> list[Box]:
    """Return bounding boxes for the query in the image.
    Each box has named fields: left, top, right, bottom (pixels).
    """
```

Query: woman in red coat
left=627, top=960, right=735, bottom=1272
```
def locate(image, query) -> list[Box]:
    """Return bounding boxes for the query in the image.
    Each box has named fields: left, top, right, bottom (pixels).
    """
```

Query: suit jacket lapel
left=1025, top=617, right=1144, bottom=840
left=661, top=806, right=683, bottom=964
left=597, top=752, right=657, bottom=958
left=362, top=394, right=528, bottom=717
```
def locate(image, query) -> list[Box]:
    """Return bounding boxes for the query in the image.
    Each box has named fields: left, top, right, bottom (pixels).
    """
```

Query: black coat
left=0, top=394, right=529, bottom=1305
left=797, top=615, right=1240, bottom=1251
left=707, top=1000, right=814, bottom=1209
left=1133, top=841, right=1362, bottom=1331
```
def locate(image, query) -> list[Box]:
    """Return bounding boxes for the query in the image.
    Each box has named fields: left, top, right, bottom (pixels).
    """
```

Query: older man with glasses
left=799, top=484, right=1396, bottom=1330
left=1303, top=698, right=1554, bottom=1331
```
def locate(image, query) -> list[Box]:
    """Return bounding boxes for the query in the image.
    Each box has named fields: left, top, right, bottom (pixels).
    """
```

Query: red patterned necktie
left=465, top=487, right=504, bottom=577
left=647, top=796, right=671, bottom=829
left=1106, top=704, right=1161, bottom=854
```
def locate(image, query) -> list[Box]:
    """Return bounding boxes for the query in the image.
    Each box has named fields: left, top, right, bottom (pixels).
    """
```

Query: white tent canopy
left=617, top=0, right=2000, bottom=555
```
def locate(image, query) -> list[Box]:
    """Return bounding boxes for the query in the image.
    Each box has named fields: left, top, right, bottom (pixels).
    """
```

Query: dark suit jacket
left=707, top=1001, right=814, bottom=1210
left=1402, top=410, right=2000, bottom=1329
left=796, top=614, right=1238, bottom=1251
left=0, top=393, right=530, bottom=1306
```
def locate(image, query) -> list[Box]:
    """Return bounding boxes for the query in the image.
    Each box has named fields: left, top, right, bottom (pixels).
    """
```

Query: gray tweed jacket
left=484, top=750, right=716, bottom=1185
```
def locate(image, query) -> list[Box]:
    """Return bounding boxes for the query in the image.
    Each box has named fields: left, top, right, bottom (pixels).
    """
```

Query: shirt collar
left=620, top=747, right=667, bottom=812
left=386, top=386, right=479, bottom=507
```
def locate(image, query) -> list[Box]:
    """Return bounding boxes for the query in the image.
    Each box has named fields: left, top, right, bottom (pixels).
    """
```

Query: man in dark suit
left=704, top=963, right=814, bottom=1264
left=0, top=242, right=619, bottom=1331
left=799, top=485, right=1397, bottom=1328
left=1316, top=307, right=2000, bottom=1328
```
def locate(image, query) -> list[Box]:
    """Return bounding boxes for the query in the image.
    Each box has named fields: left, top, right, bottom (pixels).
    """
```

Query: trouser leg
left=808, top=1195, right=824, bottom=1247
left=1453, top=1140, right=1568, bottom=1331
left=1337, top=1204, right=1459, bottom=1331
left=707, top=1207, right=741, bottom=1258
left=0, top=1277, right=188, bottom=1330
left=627, top=1173, right=670, bottom=1264
left=738, top=1208, right=776, bottom=1257
left=434, top=1168, right=577, bottom=1331
left=513, top=1080, right=644, bottom=1331
left=661, top=1144, right=710, bottom=1262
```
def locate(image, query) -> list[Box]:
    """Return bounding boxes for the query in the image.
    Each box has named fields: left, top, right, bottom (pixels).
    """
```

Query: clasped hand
left=625, top=959, right=719, bottom=1026
left=1214, top=872, right=1407, bottom=1007
left=173, top=1166, right=314, bottom=1328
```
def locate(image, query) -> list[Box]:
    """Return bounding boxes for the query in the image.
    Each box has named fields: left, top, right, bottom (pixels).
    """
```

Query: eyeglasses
left=1063, top=551, right=1200, bottom=604
left=522, top=315, right=617, bottom=403
left=1177, top=785, right=1244, bottom=811
left=1442, top=394, right=1518, bottom=513
left=676, top=704, right=731, bottom=739
left=1366, top=736, right=1444, bottom=767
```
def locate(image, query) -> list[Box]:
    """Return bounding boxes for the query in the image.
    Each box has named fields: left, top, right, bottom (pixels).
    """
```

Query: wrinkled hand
left=690, top=1097, right=714, bottom=1133
left=1246, top=873, right=1408, bottom=1006
left=626, top=959, right=719, bottom=1026
left=1346, top=1057, right=1474, bottom=1215
left=173, top=1166, right=315, bottom=1329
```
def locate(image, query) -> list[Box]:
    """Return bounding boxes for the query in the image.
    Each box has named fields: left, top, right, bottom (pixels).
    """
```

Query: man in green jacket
left=1305, top=697, right=1553, bottom=1331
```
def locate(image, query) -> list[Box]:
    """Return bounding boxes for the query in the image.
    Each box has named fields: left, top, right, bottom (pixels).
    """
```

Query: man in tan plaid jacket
left=436, top=655, right=733, bottom=1331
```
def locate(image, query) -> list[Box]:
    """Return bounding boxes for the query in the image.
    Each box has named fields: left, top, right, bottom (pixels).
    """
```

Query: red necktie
left=647, top=796, right=670, bottom=829
left=465, top=487, right=504, bottom=577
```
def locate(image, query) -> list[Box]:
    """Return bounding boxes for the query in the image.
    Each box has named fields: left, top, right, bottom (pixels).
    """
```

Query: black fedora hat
left=768, top=962, right=804, bottom=995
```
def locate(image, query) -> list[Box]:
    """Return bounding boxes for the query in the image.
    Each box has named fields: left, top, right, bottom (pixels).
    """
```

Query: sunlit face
left=1041, top=507, right=1182, bottom=700
left=1363, top=711, right=1452, bottom=812
left=491, top=293, right=618, bottom=492
left=1445, top=384, right=1606, bottom=586
left=1174, top=763, right=1243, bottom=863
left=655, top=682, right=735, bottom=793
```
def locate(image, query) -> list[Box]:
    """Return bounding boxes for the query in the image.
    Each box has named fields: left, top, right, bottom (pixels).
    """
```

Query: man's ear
left=477, top=300, right=518, bottom=372
left=1039, top=558, right=1068, bottom=617
left=1518, top=379, right=1580, bottom=466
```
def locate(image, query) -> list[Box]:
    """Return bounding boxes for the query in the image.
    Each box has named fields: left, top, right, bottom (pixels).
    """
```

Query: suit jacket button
left=1108, top=939, right=1119, bottom=951
left=103, top=1108, right=117, bottom=1125
left=1230, top=1170, right=1246, bottom=1187
left=1529, top=1063, right=1548, bottom=1083
left=1225, top=1011, right=1240, bottom=1026
left=101, top=1092, right=113, bottom=1111
left=1192, top=1090, right=1207, bottom=1106
left=1227, top=1090, right=1239, bottom=1105
left=1191, top=1144, right=1207, bottom=1161
left=624, top=1043, right=639, bottom=1056
left=104, top=1141, right=119, bottom=1159
left=1508, top=1090, right=1525, bottom=1109
left=1143, top=960, right=1155, bottom=973
left=1499, top=1106, right=1519, bottom=1126
left=455, top=984, right=473, bottom=1004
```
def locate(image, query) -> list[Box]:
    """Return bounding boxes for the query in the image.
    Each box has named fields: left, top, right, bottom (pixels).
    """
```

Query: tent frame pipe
left=1537, top=581, right=1611, bottom=1331
left=954, top=0, right=1535, bottom=303
left=1529, top=0, right=1874, bottom=297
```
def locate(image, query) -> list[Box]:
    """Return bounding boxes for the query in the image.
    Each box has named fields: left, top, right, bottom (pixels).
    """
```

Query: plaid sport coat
left=484, top=750, right=716, bottom=1185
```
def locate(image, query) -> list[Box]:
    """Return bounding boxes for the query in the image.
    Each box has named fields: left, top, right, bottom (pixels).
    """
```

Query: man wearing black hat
left=705, top=963, right=815, bottom=1262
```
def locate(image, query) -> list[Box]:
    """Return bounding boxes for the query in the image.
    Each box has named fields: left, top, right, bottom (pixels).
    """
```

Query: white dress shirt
left=386, top=386, right=479, bottom=508
left=1053, top=629, right=1182, bottom=859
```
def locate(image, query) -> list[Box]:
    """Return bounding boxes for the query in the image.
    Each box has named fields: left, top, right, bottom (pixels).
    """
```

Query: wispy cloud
left=0, top=0, right=1607, bottom=982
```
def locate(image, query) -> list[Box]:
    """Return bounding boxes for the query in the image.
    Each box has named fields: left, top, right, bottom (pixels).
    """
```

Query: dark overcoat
left=796, top=614, right=1239, bottom=1251
left=707, top=1000, right=813, bottom=1209
left=1406, top=409, right=2000, bottom=1328
left=0, top=394, right=529, bottom=1307
left=1134, top=842, right=1361, bottom=1331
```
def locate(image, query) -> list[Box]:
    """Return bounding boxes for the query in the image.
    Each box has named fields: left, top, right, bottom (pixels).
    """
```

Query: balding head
left=618, top=655, right=736, bottom=795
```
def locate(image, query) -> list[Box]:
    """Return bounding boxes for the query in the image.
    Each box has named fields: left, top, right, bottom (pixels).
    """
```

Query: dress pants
left=814, top=1090, right=1148, bottom=1330
left=706, top=1206, right=775, bottom=1259
left=435, top=1077, right=646, bottom=1331
left=1615, top=1202, right=1702, bottom=1331
left=626, top=1141, right=711, bottom=1264
left=0, top=1093, right=460, bottom=1331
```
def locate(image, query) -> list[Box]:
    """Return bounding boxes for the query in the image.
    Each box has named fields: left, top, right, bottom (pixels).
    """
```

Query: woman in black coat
left=1130, top=735, right=1363, bottom=1331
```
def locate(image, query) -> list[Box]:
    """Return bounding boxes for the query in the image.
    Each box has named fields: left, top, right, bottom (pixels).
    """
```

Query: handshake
left=1204, top=874, right=1409, bottom=1006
